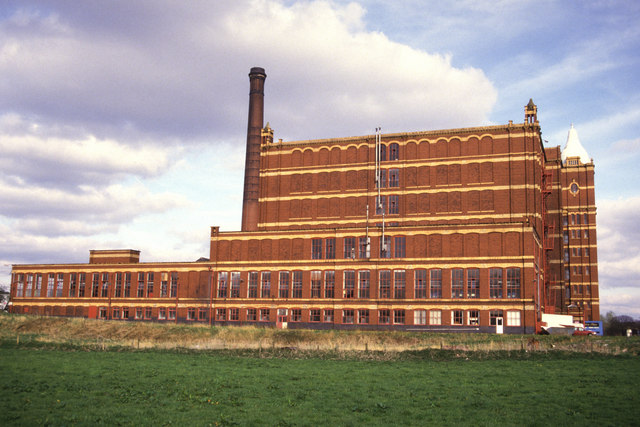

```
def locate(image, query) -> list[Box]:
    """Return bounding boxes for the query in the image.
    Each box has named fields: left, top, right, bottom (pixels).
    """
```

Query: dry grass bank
left=1, top=313, right=638, bottom=355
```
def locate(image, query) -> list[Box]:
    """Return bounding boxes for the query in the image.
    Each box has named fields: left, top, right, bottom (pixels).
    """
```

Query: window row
left=13, top=272, right=178, bottom=299
left=13, top=267, right=521, bottom=301
left=201, top=307, right=521, bottom=327
left=216, top=268, right=520, bottom=300
left=564, top=265, right=591, bottom=279
left=312, top=235, right=405, bottom=259
left=563, top=213, right=589, bottom=226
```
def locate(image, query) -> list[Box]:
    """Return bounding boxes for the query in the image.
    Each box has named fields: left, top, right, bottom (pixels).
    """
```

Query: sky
left=1, top=0, right=639, bottom=317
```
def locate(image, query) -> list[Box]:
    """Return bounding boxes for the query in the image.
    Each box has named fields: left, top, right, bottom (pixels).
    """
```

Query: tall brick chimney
left=241, top=67, right=266, bottom=231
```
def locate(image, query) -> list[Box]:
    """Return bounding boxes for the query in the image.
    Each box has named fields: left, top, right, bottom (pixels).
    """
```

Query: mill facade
left=9, top=68, right=600, bottom=333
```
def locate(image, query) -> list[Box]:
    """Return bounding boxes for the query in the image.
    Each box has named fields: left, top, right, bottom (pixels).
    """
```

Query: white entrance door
left=496, top=317, right=504, bottom=334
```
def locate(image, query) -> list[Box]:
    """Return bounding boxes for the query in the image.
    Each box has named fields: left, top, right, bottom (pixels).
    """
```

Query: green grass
left=2, top=343, right=639, bottom=426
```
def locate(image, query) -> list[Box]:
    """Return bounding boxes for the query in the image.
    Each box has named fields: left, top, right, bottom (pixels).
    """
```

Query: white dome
left=561, top=124, right=591, bottom=165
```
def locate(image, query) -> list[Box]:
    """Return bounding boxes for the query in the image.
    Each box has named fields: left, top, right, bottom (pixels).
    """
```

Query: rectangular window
left=312, top=238, right=323, bottom=259
left=389, top=168, right=399, bottom=187
left=506, top=268, right=521, bottom=298
left=325, top=238, right=336, bottom=259
left=358, top=309, right=369, bottom=324
left=124, top=273, right=131, bottom=297
left=137, top=272, right=145, bottom=297
left=198, top=308, right=207, bottom=321
left=147, top=272, right=154, bottom=297
left=394, top=236, right=405, bottom=258
left=393, top=309, right=405, bottom=325
left=261, top=272, right=271, bottom=298
left=292, top=271, right=303, bottom=298
left=388, top=195, right=399, bottom=214
left=429, top=310, right=442, bottom=325
left=247, top=308, right=258, bottom=321
left=101, top=273, right=109, bottom=298
left=564, top=249, right=569, bottom=262
left=248, top=272, right=259, bottom=298
left=160, top=272, right=168, bottom=297
left=158, top=308, right=167, bottom=320
left=342, top=309, right=354, bottom=324
left=26, top=274, right=34, bottom=297
left=311, top=271, right=322, bottom=298
left=229, top=308, right=239, bottom=321
left=217, top=272, right=228, bottom=298
left=379, top=270, right=391, bottom=298
left=78, top=273, right=86, bottom=297
left=489, top=268, right=503, bottom=298
left=135, top=308, right=143, bottom=320
left=378, top=169, right=387, bottom=188
left=47, top=274, right=54, bottom=297
left=507, top=311, right=521, bottom=327
left=583, top=213, right=588, bottom=225
left=69, top=273, right=77, bottom=297
left=56, top=273, right=63, bottom=297
left=167, top=308, right=175, bottom=320
left=215, top=308, right=226, bottom=321
left=310, top=309, right=321, bottom=322
left=414, top=269, right=427, bottom=298
left=468, top=310, right=479, bottom=326
left=145, top=307, right=152, bottom=319
left=114, top=272, right=122, bottom=298
left=430, top=269, right=442, bottom=298
left=324, top=271, right=335, bottom=298
left=452, top=268, right=464, bottom=298
left=358, top=270, right=370, bottom=298
left=376, top=195, right=386, bottom=215
left=33, top=274, right=42, bottom=297
left=259, top=309, right=270, bottom=322
left=394, top=270, right=406, bottom=299
left=343, top=270, right=355, bottom=298
left=230, top=272, right=241, bottom=298
left=187, top=307, right=196, bottom=321
left=15, top=274, right=24, bottom=297
left=380, top=236, right=391, bottom=258
left=414, top=309, right=427, bottom=325
left=359, top=237, right=369, bottom=258
left=490, top=310, right=503, bottom=326
left=99, top=307, right=108, bottom=319
left=122, top=307, right=129, bottom=319
left=91, top=273, right=99, bottom=297
left=344, top=237, right=356, bottom=258
left=290, top=309, right=302, bottom=322
left=452, top=310, right=463, bottom=325
left=323, top=309, right=334, bottom=323
left=169, top=272, right=177, bottom=298
left=279, top=271, right=290, bottom=298
left=563, top=231, right=569, bottom=244
left=112, top=307, right=120, bottom=319
left=379, top=309, right=390, bottom=324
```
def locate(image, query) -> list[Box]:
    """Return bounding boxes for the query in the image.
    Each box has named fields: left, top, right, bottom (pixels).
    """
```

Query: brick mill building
left=9, top=68, right=599, bottom=333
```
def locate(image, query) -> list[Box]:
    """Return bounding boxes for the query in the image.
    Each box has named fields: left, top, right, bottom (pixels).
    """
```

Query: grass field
left=2, top=314, right=640, bottom=425
left=2, top=343, right=639, bottom=426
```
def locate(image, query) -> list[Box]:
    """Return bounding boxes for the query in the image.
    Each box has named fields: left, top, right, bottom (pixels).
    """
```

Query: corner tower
left=558, top=125, right=599, bottom=321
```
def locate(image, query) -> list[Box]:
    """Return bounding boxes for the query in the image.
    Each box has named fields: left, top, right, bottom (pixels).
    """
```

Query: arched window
left=389, top=143, right=399, bottom=160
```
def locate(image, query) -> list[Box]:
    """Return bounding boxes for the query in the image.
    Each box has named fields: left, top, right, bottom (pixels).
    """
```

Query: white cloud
left=597, top=197, right=640, bottom=290
left=0, top=0, right=497, bottom=143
